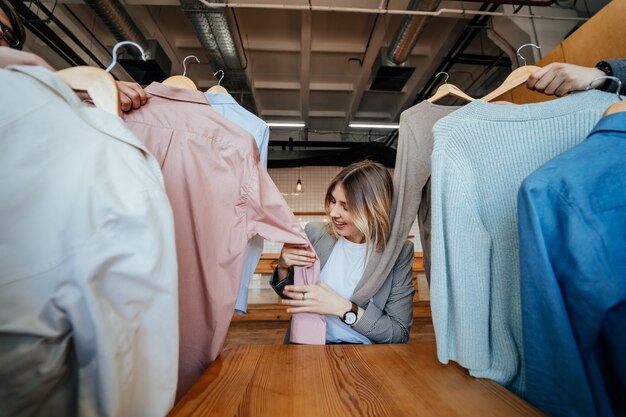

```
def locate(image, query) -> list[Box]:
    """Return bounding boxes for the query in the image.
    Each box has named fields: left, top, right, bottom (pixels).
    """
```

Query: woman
left=271, top=160, right=415, bottom=344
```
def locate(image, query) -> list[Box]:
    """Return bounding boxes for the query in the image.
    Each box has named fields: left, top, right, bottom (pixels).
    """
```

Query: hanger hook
left=214, top=70, right=225, bottom=86
left=586, top=76, right=623, bottom=101
left=106, top=41, right=146, bottom=73
left=435, top=71, right=449, bottom=84
left=182, top=55, right=200, bottom=77
left=516, top=43, right=541, bottom=67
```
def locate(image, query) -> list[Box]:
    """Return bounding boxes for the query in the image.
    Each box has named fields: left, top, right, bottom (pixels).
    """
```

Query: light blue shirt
left=205, top=92, right=269, bottom=313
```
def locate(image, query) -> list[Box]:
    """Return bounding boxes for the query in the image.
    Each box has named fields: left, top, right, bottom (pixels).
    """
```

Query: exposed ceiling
left=17, top=0, right=604, bottom=164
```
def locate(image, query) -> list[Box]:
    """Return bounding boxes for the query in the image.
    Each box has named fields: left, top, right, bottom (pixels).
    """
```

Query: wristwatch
left=341, top=302, right=359, bottom=326
left=595, top=61, right=613, bottom=90
left=596, top=61, right=613, bottom=77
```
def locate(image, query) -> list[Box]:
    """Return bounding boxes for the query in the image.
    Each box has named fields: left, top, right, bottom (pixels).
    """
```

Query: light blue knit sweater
left=430, top=90, right=618, bottom=396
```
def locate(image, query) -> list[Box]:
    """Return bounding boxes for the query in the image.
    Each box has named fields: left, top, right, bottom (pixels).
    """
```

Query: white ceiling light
left=266, top=122, right=306, bottom=128
left=348, top=122, right=400, bottom=129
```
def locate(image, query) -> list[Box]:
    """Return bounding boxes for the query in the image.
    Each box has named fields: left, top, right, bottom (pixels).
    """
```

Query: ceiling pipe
left=82, top=0, right=148, bottom=58
left=181, top=0, right=257, bottom=113
left=387, top=0, right=440, bottom=66
left=199, top=1, right=587, bottom=22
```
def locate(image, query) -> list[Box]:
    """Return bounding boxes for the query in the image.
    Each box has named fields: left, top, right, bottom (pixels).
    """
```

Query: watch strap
left=350, top=301, right=358, bottom=315
left=595, top=61, right=614, bottom=91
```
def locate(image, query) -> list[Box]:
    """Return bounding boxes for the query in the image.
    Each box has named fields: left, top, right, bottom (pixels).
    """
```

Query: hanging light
left=294, top=166, right=304, bottom=194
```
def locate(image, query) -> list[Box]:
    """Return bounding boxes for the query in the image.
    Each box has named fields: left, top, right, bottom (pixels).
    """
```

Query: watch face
left=343, top=311, right=357, bottom=325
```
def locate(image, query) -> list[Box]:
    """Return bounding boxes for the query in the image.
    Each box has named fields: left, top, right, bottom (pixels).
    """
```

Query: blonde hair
left=324, top=160, right=393, bottom=252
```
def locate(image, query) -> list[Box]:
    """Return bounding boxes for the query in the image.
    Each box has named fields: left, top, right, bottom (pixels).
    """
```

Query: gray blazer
left=271, top=222, right=415, bottom=344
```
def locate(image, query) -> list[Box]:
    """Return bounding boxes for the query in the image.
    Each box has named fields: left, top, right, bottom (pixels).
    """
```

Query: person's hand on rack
left=116, top=80, right=148, bottom=112
left=527, top=63, right=605, bottom=96
left=277, top=243, right=316, bottom=280
left=0, top=46, right=53, bottom=70
left=282, top=283, right=352, bottom=318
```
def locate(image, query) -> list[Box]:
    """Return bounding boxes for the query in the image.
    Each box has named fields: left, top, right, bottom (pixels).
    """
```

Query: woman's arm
left=351, top=241, right=416, bottom=344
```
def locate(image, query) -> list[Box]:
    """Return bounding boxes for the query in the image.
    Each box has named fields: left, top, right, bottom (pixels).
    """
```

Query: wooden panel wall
left=495, top=0, right=626, bottom=103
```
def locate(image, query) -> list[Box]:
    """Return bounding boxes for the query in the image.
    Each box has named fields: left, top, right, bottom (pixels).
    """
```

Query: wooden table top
left=169, top=342, right=544, bottom=417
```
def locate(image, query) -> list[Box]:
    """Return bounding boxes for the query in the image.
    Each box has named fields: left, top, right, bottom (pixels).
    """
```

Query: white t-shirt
left=320, top=236, right=372, bottom=344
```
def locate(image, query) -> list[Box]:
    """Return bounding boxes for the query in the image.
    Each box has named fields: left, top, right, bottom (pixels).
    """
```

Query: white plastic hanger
left=207, top=70, right=228, bottom=93
left=56, top=41, right=145, bottom=117
left=586, top=75, right=626, bottom=116
left=427, top=71, right=475, bottom=103
left=163, top=55, right=200, bottom=89
left=481, top=43, right=541, bottom=102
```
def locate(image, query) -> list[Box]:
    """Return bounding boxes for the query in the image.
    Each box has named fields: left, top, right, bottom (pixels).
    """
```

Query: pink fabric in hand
left=291, top=261, right=325, bottom=344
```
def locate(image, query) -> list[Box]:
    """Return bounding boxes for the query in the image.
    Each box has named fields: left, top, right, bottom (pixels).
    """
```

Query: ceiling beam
left=254, top=81, right=301, bottom=90
left=343, top=14, right=388, bottom=129
left=261, top=110, right=301, bottom=117
left=309, top=111, right=346, bottom=118
left=300, top=10, right=312, bottom=127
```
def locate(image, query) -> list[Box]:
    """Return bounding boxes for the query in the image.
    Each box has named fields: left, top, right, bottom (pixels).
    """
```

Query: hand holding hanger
left=527, top=62, right=606, bottom=97
left=117, top=81, right=147, bottom=111
left=0, top=46, right=146, bottom=112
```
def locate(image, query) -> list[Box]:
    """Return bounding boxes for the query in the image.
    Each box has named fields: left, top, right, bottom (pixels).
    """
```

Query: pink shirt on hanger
left=123, top=83, right=324, bottom=398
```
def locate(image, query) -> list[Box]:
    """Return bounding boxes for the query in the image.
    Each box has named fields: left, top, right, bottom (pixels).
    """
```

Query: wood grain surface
left=169, top=343, right=544, bottom=417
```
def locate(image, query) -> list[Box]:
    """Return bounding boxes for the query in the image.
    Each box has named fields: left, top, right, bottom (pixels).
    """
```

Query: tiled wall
left=264, top=166, right=422, bottom=253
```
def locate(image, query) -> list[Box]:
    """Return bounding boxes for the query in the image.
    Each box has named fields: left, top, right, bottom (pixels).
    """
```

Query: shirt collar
left=145, top=82, right=210, bottom=105
left=9, top=64, right=84, bottom=107
left=204, top=91, right=238, bottom=105
left=589, top=111, right=626, bottom=137
left=7, top=65, right=154, bottom=159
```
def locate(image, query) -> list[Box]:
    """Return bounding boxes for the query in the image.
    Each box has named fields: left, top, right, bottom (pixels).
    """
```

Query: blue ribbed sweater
left=429, top=90, right=618, bottom=396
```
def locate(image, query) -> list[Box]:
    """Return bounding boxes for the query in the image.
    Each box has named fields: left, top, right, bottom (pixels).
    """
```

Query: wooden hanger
left=481, top=44, right=541, bottom=102
left=56, top=41, right=146, bottom=117
left=163, top=55, right=199, bottom=90
left=427, top=72, right=474, bottom=103
left=207, top=69, right=228, bottom=93
left=591, top=76, right=626, bottom=115
left=56, top=67, right=120, bottom=116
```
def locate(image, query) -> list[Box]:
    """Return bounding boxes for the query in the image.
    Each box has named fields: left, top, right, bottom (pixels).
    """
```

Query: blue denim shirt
left=518, top=111, right=626, bottom=417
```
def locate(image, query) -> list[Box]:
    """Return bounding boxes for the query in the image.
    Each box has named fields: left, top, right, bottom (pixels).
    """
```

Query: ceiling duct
left=180, top=0, right=257, bottom=114
left=83, top=0, right=147, bottom=57
left=82, top=0, right=171, bottom=84
left=387, top=0, right=440, bottom=65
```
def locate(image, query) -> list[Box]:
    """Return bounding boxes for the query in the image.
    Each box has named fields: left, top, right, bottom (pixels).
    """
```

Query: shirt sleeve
left=601, top=59, right=626, bottom=94
left=352, top=241, right=415, bottom=343
left=243, top=159, right=325, bottom=344
left=69, top=190, right=178, bottom=417
left=518, top=179, right=610, bottom=417
left=430, top=151, right=492, bottom=369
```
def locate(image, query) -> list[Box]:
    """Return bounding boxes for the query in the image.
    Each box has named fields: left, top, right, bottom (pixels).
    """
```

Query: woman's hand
left=116, top=81, right=148, bottom=112
left=282, top=284, right=352, bottom=317
left=527, top=63, right=605, bottom=96
left=277, top=243, right=316, bottom=280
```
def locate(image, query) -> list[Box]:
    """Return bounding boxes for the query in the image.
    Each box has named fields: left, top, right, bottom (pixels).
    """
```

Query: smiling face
left=327, top=182, right=365, bottom=244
